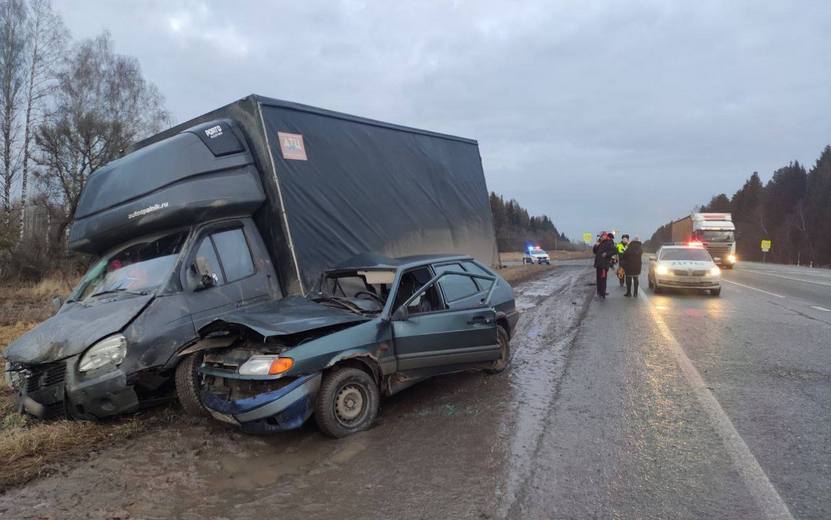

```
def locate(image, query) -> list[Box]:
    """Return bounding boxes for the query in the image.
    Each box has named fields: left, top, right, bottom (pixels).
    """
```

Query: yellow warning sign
left=761, top=239, right=772, bottom=252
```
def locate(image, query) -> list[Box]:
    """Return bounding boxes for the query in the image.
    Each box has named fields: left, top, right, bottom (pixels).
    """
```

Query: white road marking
left=739, top=269, right=831, bottom=288
left=640, top=292, right=795, bottom=520
left=810, top=305, right=831, bottom=312
left=722, top=279, right=785, bottom=298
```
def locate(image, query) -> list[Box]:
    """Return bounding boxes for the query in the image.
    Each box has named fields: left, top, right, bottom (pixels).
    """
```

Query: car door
left=184, top=223, right=272, bottom=330
left=391, top=265, right=498, bottom=375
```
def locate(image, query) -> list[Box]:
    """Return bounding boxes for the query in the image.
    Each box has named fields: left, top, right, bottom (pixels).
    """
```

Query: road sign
left=583, top=232, right=593, bottom=244
left=761, top=239, right=772, bottom=252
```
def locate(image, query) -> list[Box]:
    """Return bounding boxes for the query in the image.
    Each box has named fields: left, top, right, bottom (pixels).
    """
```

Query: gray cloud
left=55, top=0, right=831, bottom=240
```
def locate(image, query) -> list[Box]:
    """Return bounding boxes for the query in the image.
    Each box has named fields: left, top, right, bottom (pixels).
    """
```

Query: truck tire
left=315, top=367, right=379, bottom=438
left=486, top=326, right=511, bottom=374
left=175, top=352, right=208, bottom=417
left=711, top=288, right=722, bottom=297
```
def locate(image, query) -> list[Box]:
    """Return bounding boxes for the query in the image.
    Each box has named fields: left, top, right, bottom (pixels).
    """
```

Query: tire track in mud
left=497, top=265, right=594, bottom=518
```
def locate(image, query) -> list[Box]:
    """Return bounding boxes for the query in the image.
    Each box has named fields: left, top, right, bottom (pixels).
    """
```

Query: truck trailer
left=671, top=213, right=737, bottom=268
left=3, top=95, right=498, bottom=420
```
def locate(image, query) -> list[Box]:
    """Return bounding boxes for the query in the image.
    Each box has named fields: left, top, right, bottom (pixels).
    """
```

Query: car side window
left=433, top=263, right=479, bottom=302
left=193, top=238, right=225, bottom=285
left=211, top=229, right=255, bottom=282
left=461, top=261, right=494, bottom=291
left=393, top=267, right=444, bottom=315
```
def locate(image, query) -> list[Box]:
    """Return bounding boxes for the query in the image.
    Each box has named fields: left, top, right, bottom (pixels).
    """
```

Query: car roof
left=329, top=253, right=474, bottom=271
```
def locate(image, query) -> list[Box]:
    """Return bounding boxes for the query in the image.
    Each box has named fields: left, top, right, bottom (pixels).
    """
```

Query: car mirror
left=192, top=262, right=218, bottom=291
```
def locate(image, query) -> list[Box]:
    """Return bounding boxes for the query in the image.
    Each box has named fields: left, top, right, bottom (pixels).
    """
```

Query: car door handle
left=468, top=315, right=492, bottom=325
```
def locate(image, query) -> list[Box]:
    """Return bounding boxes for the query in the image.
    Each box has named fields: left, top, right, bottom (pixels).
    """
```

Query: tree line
left=0, top=0, right=168, bottom=278
left=646, top=144, right=831, bottom=265
left=489, top=192, right=573, bottom=252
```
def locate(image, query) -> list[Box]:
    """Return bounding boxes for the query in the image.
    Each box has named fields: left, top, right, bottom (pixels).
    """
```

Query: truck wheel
left=486, top=326, right=511, bottom=374
left=315, top=367, right=379, bottom=438
left=711, top=288, right=722, bottom=297
left=175, top=352, right=208, bottom=417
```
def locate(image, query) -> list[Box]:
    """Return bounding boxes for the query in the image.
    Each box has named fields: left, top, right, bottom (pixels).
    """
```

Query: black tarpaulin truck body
left=71, top=95, right=497, bottom=294
left=6, top=95, right=497, bottom=419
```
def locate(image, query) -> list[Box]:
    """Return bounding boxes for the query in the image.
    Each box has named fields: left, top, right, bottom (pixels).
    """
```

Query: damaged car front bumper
left=199, top=370, right=322, bottom=434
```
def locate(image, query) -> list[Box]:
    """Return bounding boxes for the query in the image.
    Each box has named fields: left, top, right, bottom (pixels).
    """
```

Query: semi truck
left=3, top=95, right=498, bottom=420
left=671, top=213, right=737, bottom=268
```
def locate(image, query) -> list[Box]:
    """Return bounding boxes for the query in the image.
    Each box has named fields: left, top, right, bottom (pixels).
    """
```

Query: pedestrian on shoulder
left=616, top=234, right=629, bottom=287
left=593, top=232, right=617, bottom=298
left=620, top=236, right=643, bottom=297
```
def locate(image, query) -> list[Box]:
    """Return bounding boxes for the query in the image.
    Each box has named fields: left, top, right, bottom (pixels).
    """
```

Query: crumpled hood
left=199, top=296, right=370, bottom=339
left=3, top=295, right=154, bottom=365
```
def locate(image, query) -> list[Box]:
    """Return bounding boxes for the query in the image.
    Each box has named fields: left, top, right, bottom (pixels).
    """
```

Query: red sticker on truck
left=277, top=132, right=308, bottom=161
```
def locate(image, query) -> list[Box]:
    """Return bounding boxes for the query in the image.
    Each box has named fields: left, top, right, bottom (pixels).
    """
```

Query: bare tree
left=35, top=31, right=169, bottom=238
left=0, top=0, right=27, bottom=226
left=18, top=0, right=66, bottom=239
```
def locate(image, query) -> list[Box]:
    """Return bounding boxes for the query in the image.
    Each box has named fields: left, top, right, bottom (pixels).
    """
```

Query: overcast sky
left=54, top=0, right=831, bottom=241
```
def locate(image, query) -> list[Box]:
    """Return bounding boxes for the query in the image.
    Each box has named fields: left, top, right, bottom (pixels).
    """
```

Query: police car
left=523, top=246, right=551, bottom=265
left=648, top=243, right=721, bottom=296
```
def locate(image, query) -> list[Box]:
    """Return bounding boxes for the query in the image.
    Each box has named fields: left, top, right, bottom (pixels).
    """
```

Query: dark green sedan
left=185, top=254, right=519, bottom=437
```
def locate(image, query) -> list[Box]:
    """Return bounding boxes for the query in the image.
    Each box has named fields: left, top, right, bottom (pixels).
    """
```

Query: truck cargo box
left=70, top=95, right=498, bottom=295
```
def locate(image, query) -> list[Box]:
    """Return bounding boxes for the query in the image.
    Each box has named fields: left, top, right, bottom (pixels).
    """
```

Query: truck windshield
left=70, top=232, right=187, bottom=302
left=699, top=230, right=734, bottom=242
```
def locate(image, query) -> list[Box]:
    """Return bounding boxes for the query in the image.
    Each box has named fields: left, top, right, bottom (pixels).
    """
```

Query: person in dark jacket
left=619, top=237, right=643, bottom=297
left=593, top=232, right=617, bottom=298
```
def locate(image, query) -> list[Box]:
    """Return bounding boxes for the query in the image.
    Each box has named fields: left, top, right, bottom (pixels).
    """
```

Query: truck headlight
left=727, top=254, right=737, bottom=264
left=239, top=355, right=294, bottom=376
left=656, top=264, right=669, bottom=276
left=79, top=334, right=127, bottom=372
left=709, top=266, right=721, bottom=277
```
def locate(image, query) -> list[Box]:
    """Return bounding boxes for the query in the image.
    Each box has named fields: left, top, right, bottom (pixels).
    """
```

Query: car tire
left=653, top=284, right=662, bottom=294
left=315, top=367, right=380, bottom=438
left=486, top=326, right=511, bottom=374
left=711, top=288, right=721, bottom=297
left=175, top=352, right=208, bottom=417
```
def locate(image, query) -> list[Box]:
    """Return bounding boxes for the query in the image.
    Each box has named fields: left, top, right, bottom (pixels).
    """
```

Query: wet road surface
left=1, top=261, right=829, bottom=519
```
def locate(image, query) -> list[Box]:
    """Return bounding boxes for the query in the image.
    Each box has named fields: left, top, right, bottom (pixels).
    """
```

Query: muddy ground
left=0, top=265, right=594, bottom=520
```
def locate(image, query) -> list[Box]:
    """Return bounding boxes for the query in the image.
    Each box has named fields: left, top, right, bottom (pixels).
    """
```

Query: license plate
left=208, top=409, right=239, bottom=425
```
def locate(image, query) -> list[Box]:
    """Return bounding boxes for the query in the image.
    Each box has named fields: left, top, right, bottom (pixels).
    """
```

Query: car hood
left=3, top=294, right=154, bottom=365
left=198, top=296, right=371, bottom=339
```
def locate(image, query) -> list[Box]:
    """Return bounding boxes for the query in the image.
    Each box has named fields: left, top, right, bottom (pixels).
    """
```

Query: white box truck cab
left=3, top=95, right=499, bottom=420
left=671, top=213, right=737, bottom=268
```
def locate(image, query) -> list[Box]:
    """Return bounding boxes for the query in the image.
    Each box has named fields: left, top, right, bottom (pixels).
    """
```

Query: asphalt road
left=1, top=261, right=828, bottom=519
left=513, top=261, right=830, bottom=519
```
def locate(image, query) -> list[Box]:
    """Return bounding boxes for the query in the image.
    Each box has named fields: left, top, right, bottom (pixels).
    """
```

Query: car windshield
left=70, top=232, right=187, bottom=302
left=700, top=230, right=734, bottom=242
left=660, top=248, right=712, bottom=261
left=314, top=269, right=396, bottom=305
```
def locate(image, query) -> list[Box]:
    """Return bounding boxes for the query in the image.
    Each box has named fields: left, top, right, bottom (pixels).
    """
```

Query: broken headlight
left=79, top=334, right=127, bottom=372
left=238, top=355, right=294, bottom=376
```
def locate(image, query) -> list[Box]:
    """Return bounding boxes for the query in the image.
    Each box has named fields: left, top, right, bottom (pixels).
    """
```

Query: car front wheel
left=175, top=352, right=208, bottom=417
left=315, top=367, right=380, bottom=438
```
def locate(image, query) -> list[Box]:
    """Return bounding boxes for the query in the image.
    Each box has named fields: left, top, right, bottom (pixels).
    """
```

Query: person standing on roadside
left=620, top=236, right=643, bottom=297
left=593, top=232, right=617, bottom=298
left=616, top=234, right=630, bottom=287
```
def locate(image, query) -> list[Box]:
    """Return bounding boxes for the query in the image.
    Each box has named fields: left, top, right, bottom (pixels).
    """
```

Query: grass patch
left=498, top=264, right=557, bottom=285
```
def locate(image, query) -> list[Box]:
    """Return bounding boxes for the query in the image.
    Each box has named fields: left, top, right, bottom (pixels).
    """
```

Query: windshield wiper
left=312, top=296, right=363, bottom=313
left=90, top=287, right=148, bottom=298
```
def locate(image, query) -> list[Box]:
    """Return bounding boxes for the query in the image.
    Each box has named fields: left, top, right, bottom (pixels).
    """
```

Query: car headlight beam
left=78, top=334, right=127, bottom=372
left=656, top=264, right=669, bottom=276
left=709, top=266, right=721, bottom=277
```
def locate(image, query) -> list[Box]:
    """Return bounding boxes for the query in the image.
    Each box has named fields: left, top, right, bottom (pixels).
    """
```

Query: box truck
left=671, top=213, right=737, bottom=268
left=3, top=95, right=498, bottom=419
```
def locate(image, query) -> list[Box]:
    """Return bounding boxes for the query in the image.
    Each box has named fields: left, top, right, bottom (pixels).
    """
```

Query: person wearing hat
left=592, top=231, right=617, bottom=298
